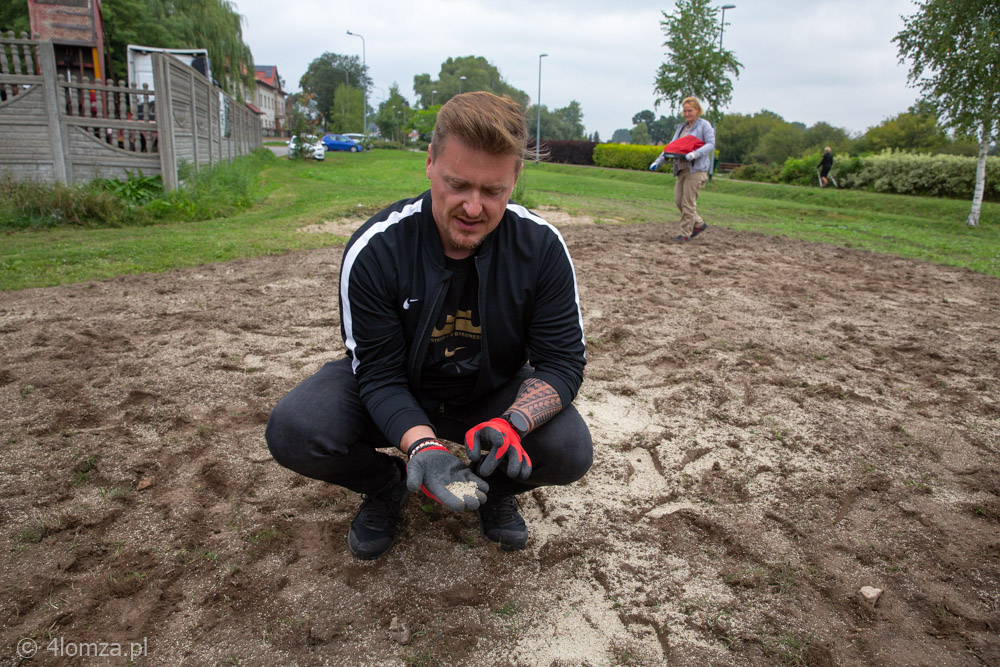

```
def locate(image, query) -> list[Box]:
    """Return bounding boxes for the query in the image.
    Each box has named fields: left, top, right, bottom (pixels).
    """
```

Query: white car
left=287, top=135, right=326, bottom=160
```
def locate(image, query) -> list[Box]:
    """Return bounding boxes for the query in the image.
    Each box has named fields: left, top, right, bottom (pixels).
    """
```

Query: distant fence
left=0, top=32, right=261, bottom=191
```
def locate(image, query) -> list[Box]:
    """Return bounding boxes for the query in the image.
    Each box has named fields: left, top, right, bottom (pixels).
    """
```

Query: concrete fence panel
left=0, top=32, right=262, bottom=191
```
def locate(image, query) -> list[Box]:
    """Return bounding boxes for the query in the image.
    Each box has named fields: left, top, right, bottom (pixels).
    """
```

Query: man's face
left=426, top=137, right=521, bottom=259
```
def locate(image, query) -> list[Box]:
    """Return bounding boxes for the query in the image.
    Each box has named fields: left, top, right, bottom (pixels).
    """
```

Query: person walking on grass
left=818, top=146, right=834, bottom=188
left=265, top=92, right=592, bottom=560
left=649, top=96, right=716, bottom=242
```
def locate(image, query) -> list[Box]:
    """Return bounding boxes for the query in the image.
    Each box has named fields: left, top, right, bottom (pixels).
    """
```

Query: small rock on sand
left=859, top=586, right=883, bottom=607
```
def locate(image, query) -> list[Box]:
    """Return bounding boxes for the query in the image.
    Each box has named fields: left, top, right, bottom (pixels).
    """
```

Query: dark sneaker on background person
left=691, top=223, right=708, bottom=238
left=348, top=458, right=409, bottom=560
left=672, top=234, right=690, bottom=243
left=478, top=493, right=528, bottom=551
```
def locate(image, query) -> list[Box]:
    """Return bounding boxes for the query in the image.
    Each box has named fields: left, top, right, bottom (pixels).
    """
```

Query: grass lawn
left=1, top=150, right=998, bottom=291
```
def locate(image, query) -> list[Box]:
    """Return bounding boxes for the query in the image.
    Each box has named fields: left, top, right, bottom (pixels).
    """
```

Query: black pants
left=265, top=357, right=593, bottom=497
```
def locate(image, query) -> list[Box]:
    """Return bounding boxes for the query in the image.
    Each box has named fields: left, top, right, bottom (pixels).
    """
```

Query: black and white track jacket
left=339, top=190, right=586, bottom=446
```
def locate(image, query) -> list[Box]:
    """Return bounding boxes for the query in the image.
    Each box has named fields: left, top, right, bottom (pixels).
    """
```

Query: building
left=28, top=0, right=107, bottom=83
left=252, top=65, right=287, bottom=137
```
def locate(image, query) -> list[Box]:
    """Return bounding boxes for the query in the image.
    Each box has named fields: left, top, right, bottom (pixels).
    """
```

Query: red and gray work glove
left=406, top=438, right=488, bottom=512
left=465, top=417, right=532, bottom=480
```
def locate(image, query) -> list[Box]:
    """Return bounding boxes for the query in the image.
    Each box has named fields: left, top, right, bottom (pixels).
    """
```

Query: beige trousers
left=674, top=167, right=708, bottom=237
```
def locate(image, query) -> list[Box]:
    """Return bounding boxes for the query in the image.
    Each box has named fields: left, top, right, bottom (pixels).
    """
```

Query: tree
left=894, top=0, right=1000, bottom=226
left=375, top=83, right=412, bottom=143
left=755, top=122, right=805, bottom=165
left=716, top=110, right=783, bottom=163
left=632, top=110, right=680, bottom=144
left=803, top=121, right=852, bottom=155
left=654, top=0, right=742, bottom=120
left=631, top=122, right=650, bottom=145
left=527, top=101, right=588, bottom=142
left=556, top=100, right=586, bottom=140
left=102, top=0, right=255, bottom=97
left=632, top=110, right=655, bottom=126
left=0, top=0, right=29, bottom=35
left=300, top=52, right=370, bottom=129
left=327, top=84, right=365, bottom=134
left=611, top=128, right=632, bottom=144
left=413, top=56, right=529, bottom=109
left=862, top=104, right=947, bottom=153
left=411, top=107, right=438, bottom=143
left=286, top=92, right=321, bottom=136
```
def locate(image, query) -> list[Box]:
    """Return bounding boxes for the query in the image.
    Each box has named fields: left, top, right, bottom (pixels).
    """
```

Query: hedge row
left=593, top=144, right=665, bottom=171
left=733, top=150, right=1000, bottom=201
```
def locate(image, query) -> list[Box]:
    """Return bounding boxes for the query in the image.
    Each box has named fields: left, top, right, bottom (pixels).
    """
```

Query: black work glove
left=406, top=439, right=488, bottom=512
left=465, top=418, right=532, bottom=480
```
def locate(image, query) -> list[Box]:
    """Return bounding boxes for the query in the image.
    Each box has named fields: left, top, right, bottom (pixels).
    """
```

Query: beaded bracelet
left=406, top=437, right=444, bottom=457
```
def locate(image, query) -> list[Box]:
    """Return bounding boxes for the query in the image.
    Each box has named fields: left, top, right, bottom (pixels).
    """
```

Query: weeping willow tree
left=102, top=0, right=255, bottom=97
left=0, top=0, right=30, bottom=36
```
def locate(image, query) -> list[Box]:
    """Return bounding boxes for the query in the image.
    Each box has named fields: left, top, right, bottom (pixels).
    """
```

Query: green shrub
left=593, top=144, right=665, bottom=171
left=0, top=149, right=273, bottom=229
left=148, top=149, right=273, bottom=222
left=0, top=175, right=138, bottom=229
left=372, top=140, right=406, bottom=150
left=730, top=162, right=780, bottom=183
left=779, top=153, right=823, bottom=186
left=836, top=150, right=1000, bottom=200
left=738, top=150, right=999, bottom=201
left=94, top=170, right=164, bottom=205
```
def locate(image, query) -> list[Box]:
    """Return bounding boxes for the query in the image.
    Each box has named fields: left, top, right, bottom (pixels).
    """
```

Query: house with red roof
left=252, top=65, right=287, bottom=137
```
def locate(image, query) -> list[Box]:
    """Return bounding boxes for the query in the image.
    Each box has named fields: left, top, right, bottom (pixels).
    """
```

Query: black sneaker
left=478, top=494, right=527, bottom=551
left=348, top=458, right=408, bottom=560
left=691, top=223, right=708, bottom=238
left=672, top=234, right=690, bottom=243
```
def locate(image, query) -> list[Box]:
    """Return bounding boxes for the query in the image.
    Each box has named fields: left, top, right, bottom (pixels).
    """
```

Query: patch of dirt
left=2, top=217, right=999, bottom=666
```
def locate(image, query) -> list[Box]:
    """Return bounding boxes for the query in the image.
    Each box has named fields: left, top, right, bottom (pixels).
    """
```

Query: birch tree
left=894, top=0, right=999, bottom=226
left=654, top=0, right=742, bottom=118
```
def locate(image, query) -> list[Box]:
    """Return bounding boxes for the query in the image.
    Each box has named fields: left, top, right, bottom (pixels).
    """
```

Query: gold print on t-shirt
left=431, top=309, right=482, bottom=340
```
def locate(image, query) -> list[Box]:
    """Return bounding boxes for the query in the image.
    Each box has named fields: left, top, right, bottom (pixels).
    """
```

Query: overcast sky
left=233, top=0, right=921, bottom=139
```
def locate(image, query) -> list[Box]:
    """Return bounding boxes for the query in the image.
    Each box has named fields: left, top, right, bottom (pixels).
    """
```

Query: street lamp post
left=431, top=89, right=437, bottom=106
left=536, top=53, right=548, bottom=163
left=459, top=76, right=466, bottom=94
left=719, top=4, right=736, bottom=51
left=346, top=30, right=366, bottom=136
left=713, top=4, right=736, bottom=178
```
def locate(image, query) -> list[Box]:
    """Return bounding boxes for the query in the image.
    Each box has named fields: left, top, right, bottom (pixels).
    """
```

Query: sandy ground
left=1, top=209, right=999, bottom=666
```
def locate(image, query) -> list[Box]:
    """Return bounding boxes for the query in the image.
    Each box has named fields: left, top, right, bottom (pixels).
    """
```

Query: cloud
left=234, top=0, right=920, bottom=137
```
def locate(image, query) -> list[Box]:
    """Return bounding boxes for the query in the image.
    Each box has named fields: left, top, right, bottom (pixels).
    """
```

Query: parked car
left=287, top=135, right=325, bottom=160
left=321, top=133, right=362, bottom=152
left=343, top=133, right=375, bottom=151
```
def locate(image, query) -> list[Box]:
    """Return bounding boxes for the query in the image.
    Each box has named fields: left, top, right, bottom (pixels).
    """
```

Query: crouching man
left=265, top=92, right=592, bottom=559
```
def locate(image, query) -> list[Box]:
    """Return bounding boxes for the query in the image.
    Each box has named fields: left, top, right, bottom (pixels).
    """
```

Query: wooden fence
left=0, top=32, right=261, bottom=191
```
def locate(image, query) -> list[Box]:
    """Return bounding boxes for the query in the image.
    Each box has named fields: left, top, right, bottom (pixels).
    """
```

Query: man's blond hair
left=431, top=91, right=530, bottom=164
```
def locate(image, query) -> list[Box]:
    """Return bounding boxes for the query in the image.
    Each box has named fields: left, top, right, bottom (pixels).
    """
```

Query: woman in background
left=650, top=96, right=716, bottom=242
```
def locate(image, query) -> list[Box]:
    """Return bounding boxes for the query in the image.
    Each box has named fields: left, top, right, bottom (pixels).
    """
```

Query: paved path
left=266, top=144, right=288, bottom=158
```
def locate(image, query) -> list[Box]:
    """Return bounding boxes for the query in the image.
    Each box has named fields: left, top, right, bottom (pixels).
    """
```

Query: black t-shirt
left=421, top=256, right=482, bottom=401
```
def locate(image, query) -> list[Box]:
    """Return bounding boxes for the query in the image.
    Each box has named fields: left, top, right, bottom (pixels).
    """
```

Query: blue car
left=321, top=133, right=361, bottom=152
